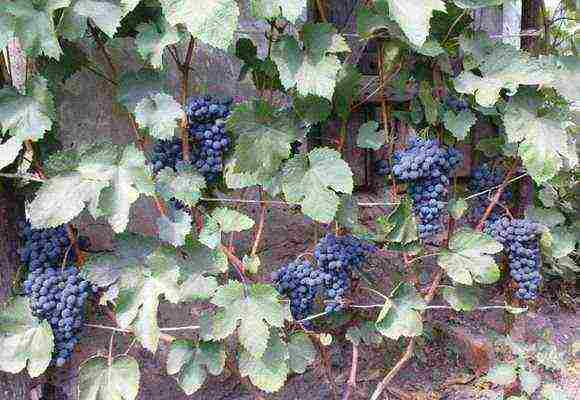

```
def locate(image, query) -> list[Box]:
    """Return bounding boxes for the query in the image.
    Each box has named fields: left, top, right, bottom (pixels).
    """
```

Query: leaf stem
left=315, top=0, right=328, bottom=23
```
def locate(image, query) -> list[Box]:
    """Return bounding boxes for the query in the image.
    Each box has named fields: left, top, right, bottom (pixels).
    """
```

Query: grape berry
left=392, top=137, right=462, bottom=239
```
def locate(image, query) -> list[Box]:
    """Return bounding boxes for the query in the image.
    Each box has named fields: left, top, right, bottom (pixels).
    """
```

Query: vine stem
left=341, top=344, right=359, bottom=400
left=179, top=37, right=196, bottom=163
left=464, top=173, right=527, bottom=201
left=250, top=190, right=267, bottom=257
left=475, top=161, right=518, bottom=231
left=315, top=0, right=328, bottom=23
left=370, top=269, right=444, bottom=400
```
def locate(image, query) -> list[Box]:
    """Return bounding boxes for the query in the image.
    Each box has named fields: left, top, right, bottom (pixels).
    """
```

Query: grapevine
left=0, top=1, right=577, bottom=400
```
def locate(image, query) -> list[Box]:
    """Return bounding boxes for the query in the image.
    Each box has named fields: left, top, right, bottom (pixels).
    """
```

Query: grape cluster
left=150, top=96, right=232, bottom=183
left=271, top=260, right=320, bottom=324
left=271, top=235, right=375, bottom=323
left=17, top=221, right=77, bottom=271
left=392, top=137, right=462, bottom=239
left=487, top=218, right=542, bottom=300
left=375, top=159, right=390, bottom=176
left=468, top=163, right=513, bottom=224
left=313, top=235, right=375, bottom=313
left=23, top=266, right=93, bottom=366
left=17, top=221, right=94, bottom=366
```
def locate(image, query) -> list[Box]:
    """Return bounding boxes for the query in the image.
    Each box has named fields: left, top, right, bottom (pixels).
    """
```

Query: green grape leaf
left=5, top=0, right=69, bottom=59
left=0, top=14, right=15, bottom=50
left=486, top=363, right=517, bottom=386
left=454, top=45, right=556, bottom=107
left=115, top=248, right=182, bottom=352
left=336, top=195, right=359, bottom=230
left=81, top=233, right=160, bottom=288
left=443, top=109, right=476, bottom=140
left=357, top=121, right=385, bottom=150
left=166, top=340, right=225, bottom=395
left=538, top=185, right=557, bottom=208
left=57, top=1, right=88, bottom=41
left=238, top=332, right=289, bottom=393
left=333, top=64, right=361, bottom=121
left=97, top=144, right=156, bottom=233
left=550, top=56, right=580, bottom=103
left=525, top=206, right=565, bottom=228
left=438, top=228, right=502, bottom=285
left=541, top=383, right=570, bottom=400
left=157, top=210, right=192, bottom=247
left=160, top=0, right=239, bottom=50
left=376, top=283, right=426, bottom=340
left=454, top=0, right=504, bottom=8
left=448, top=198, right=468, bottom=220
left=346, top=322, right=384, bottom=346
left=547, top=226, right=577, bottom=259
left=419, top=81, right=438, bottom=125
left=227, top=100, right=299, bottom=180
left=134, top=93, right=184, bottom=139
left=249, top=0, right=307, bottom=23
left=519, top=368, right=541, bottom=395
left=155, top=166, right=206, bottom=207
left=73, top=0, right=123, bottom=37
left=377, top=198, right=418, bottom=244
left=135, top=18, right=184, bottom=69
left=0, top=297, right=54, bottom=378
left=292, top=95, right=332, bottom=125
left=504, top=94, right=577, bottom=184
left=287, top=332, right=316, bottom=374
left=441, top=286, right=480, bottom=311
left=0, top=77, right=54, bottom=169
left=281, top=148, right=354, bottom=223
left=272, top=23, right=349, bottom=100
left=78, top=355, right=140, bottom=400
left=179, top=240, right=226, bottom=301
left=204, top=281, right=284, bottom=358
left=199, top=207, right=254, bottom=249
left=383, top=0, right=446, bottom=47
left=117, top=69, right=168, bottom=113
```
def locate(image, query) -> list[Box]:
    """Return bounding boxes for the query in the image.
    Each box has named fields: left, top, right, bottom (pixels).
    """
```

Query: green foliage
left=167, top=340, right=225, bottom=395
left=0, top=77, right=54, bottom=169
left=159, top=0, right=239, bottom=50
left=281, top=147, right=354, bottom=223
left=201, top=282, right=285, bottom=358
left=376, top=283, right=427, bottom=339
left=78, top=355, right=140, bottom=400
left=272, top=23, right=349, bottom=100
left=0, top=297, right=54, bottom=378
left=357, top=121, right=384, bottom=150
left=438, top=229, right=503, bottom=285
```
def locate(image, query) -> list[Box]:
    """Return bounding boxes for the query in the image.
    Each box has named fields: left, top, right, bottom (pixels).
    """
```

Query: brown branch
left=370, top=269, right=444, bottom=400
left=179, top=38, right=196, bottom=162
left=475, top=162, right=518, bottom=231
left=250, top=191, right=267, bottom=258
left=341, top=344, right=359, bottom=400
left=87, top=20, right=117, bottom=80
left=315, top=0, right=328, bottom=23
